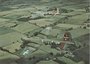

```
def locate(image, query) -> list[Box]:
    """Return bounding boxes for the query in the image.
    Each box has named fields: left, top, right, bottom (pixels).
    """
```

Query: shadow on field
left=0, top=58, right=18, bottom=64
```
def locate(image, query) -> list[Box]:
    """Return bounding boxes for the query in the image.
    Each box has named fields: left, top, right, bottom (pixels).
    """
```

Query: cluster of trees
left=85, top=6, right=90, bottom=13
left=61, top=8, right=74, bottom=13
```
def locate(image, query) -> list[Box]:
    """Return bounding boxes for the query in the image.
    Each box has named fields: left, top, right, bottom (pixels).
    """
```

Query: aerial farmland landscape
left=0, top=0, right=89, bottom=64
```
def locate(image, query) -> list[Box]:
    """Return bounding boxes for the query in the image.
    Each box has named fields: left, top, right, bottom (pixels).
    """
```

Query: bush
left=17, top=17, right=30, bottom=22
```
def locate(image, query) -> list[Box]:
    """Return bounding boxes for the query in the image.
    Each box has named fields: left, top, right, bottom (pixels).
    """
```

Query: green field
left=0, top=0, right=89, bottom=64
left=0, top=32, right=24, bottom=47
left=0, top=27, right=14, bottom=35
left=12, top=22, right=39, bottom=33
